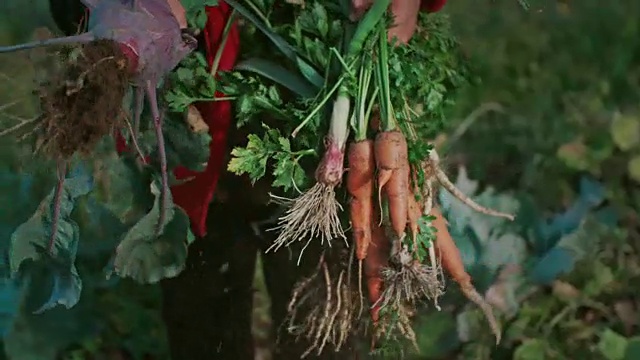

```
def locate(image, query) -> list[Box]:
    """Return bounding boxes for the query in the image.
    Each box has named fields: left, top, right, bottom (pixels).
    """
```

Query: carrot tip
left=460, top=282, right=502, bottom=345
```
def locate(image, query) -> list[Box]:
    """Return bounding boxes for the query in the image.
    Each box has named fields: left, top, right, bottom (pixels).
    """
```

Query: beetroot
left=1, top=0, right=196, bottom=82
left=0, top=0, right=199, bottom=235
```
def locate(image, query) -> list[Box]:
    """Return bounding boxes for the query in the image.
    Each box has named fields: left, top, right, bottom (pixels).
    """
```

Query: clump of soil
left=36, top=39, right=132, bottom=158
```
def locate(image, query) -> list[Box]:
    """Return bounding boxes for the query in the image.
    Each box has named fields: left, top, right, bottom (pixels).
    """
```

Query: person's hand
left=351, top=0, right=422, bottom=44
left=167, top=0, right=188, bottom=29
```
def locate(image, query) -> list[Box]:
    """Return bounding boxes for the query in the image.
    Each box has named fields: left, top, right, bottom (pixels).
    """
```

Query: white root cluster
left=268, top=184, right=346, bottom=264
left=268, top=97, right=350, bottom=262
left=286, top=253, right=359, bottom=358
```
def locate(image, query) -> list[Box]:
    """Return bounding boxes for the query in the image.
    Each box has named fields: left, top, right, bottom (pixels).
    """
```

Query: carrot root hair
left=269, top=132, right=349, bottom=261
left=268, top=183, right=345, bottom=262
left=285, top=251, right=358, bottom=357
left=376, top=244, right=444, bottom=311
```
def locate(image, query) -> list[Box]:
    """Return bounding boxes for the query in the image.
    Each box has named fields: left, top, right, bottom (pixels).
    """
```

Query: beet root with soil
left=0, top=0, right=198, bottom=241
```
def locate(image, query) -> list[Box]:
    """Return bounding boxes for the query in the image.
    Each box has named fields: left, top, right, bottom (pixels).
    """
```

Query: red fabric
left=171, top=3, right=240, bottom=236
left=421, top=0, right=448, bottom=13
left=116, top=2, right=240, bottom=237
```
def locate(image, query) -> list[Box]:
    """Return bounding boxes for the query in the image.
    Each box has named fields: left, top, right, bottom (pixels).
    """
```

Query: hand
left=351, top=0, right=422, bottom=44
left=167, top=0, right=188, bottom=29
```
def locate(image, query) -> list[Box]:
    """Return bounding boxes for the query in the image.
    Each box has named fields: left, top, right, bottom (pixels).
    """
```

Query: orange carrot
left=431, top=207, right=471, bottom=286
left=374, top=130, right=409, bottom=237
left=406, top=193, right=422, bottom=253
left=347, top=140, right=375, bottom=261
left=364, top=211, right=391, bottom=324
left=431, top=206, right=502, bottom=343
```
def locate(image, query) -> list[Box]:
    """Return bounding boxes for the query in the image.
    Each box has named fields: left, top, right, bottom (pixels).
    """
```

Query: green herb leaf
left=272, top=150, right=307, bottom=191
left=228, top=126, right=312, bottom=191
left=165, top=53, right=218, bottom=112
left=598, top=328, right=629, bottom=360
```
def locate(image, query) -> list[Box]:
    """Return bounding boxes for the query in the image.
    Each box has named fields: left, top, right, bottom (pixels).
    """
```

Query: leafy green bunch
left=221, top=0, right=468, bottom=194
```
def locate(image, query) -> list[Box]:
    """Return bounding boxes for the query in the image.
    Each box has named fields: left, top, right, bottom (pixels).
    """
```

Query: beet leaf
left=108, top=179, right=194, bottom=284
left=9, top=172, right=93, bottom=313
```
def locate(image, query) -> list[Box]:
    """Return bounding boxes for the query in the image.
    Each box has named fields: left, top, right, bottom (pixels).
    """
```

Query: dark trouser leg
left=160, top=203, right=258, bottom=360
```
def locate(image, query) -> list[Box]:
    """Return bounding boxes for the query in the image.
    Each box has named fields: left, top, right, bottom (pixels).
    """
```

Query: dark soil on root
left=36, top=39, right=132, bottom=158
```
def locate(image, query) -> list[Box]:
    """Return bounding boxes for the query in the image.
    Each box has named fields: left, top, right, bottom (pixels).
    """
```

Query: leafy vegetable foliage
left=227, top=124, right=314, bottom=191
left=0, top=0, right=213, bottom=343
left=222, top=1, right=467, bottom=194
left=109, top=179, right=194, bottom=284
left=182, top=0, right=219, bottom=29
left=165, top=52, right=218, bottom=112
left=9, top=172, right=92, bottom=314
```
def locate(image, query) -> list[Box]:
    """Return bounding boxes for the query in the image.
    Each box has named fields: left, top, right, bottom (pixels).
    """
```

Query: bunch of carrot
left=344, top=17, right=419, bottom=326
left=343, top=17, right=514, bottom=344
left=240, top=0, right=514, bottom=348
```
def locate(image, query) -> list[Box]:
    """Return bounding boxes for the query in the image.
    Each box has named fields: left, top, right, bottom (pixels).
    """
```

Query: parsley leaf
left=165, top=53, right=218, bottom=112
left=227, top=126, right=314, bottom=191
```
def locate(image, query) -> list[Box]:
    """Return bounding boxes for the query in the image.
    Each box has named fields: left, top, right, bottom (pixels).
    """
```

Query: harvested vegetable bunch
left=221, top=0, right=391, bottom=260
left=366, top=15, right=514, bottom=346
left=266, top=0, right=394, bottom=257
left=219, top=0, right=513, bottom=352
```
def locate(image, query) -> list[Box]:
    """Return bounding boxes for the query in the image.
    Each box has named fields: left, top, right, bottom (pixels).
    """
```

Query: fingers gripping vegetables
left=0, top=0, right=197, bottom=235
